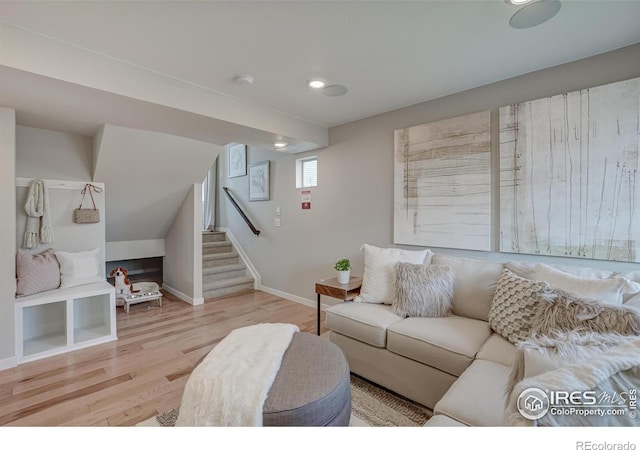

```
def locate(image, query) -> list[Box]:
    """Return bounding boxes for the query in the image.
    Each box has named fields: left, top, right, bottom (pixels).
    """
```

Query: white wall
left=106, top=239, right=165, bottom=262
left=163, top=184, right=203, bottom=305
left=16, top=125, right=92, bottom=181
left=217, top=44, right=640, bottom=307
left=0, top=107, right=16, bottom=368
left=94, top=124, right=221, bottom=243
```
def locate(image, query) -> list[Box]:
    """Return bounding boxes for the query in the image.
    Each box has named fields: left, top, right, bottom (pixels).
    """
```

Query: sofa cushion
left=434, top=359, right=511, bottom=426
left=386, top=315, right=491, bottom=377
left=532, top=263, right=638, bottom=305
left=476, top=333, right=518, bottom=368
left=506, top=260, right=616, bottom=281
left=431, top=254, right=504, bottom=321
left=355, top=244, right=433, bottom=305
left=325, top=302, right=402, bottom=348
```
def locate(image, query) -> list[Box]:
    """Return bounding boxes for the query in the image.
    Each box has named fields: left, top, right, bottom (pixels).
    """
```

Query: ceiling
left=1, top=1, right=640, bottom=146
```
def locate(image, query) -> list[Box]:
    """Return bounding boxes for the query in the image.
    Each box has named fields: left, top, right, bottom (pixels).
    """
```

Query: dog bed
left=116, top=281, right=161, bottom=307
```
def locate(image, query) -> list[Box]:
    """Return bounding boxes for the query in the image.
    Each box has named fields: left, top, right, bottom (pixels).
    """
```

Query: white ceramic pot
left=337, top=269, right=350, bottom=284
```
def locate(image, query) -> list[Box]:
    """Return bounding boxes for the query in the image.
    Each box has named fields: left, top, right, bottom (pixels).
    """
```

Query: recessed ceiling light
left=274, top=141, right=288, bottom=148
left=510, top=0, right=561, bottom=29
left=234, top=74, right=254, bottom=86
left=307, top=78, right=326, bottom=89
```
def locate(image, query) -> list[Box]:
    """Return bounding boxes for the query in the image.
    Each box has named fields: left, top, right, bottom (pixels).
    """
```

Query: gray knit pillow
left=488, top=269, right=549, bottom=344
left=393, top=263, right=453, bottom=318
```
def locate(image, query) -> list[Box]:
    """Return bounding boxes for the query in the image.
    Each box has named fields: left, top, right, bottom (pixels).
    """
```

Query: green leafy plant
left=334, top=257, right=351, bottom=272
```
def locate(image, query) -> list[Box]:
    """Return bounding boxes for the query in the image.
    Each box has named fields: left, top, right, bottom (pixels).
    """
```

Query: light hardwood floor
left=0, top=290, right=328, bottom=426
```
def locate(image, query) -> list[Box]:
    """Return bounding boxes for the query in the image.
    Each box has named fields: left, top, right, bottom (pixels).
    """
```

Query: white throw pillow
left=532, top=263, right=633, bottom=305
left=355, top=244, right=432, bottom=305
left=55, top=248, right=104, bottom=288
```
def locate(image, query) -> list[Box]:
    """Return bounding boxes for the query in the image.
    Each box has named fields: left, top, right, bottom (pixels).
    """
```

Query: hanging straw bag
left=74, top=184, right=102, bottom=224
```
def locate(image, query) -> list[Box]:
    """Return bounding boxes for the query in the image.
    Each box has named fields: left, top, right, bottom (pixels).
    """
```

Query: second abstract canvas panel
left=394, top=110, right=492, bottom=251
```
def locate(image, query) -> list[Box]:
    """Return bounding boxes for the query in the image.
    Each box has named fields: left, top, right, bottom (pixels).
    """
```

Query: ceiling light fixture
left=508, top=0, right=533, bottom=5
left=307, top=78, right=327, bottom=89
left=234, top=74, right=254, bottom=86
left=510, top=0, right=561, bottom=29
left=274, top=141, right=288, bottom=148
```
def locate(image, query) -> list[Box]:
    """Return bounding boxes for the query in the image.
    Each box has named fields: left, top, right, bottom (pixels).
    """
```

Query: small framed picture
left=249, top=160, right=270, bottom=201
left=228, top=144, right=247, bottom=178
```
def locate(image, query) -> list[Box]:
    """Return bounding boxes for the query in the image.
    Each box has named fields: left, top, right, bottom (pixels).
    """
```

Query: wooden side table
left=315, top=276, right=362, bottom=335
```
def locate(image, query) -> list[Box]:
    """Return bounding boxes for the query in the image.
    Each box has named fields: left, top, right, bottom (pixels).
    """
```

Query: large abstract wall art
left=394, top=110, right=491, bottom=251
left=499, top=77, right=640, bottom=262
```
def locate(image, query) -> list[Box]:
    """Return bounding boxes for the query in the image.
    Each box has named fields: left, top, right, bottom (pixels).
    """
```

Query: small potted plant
left=334, top=257, right=351, bottom=284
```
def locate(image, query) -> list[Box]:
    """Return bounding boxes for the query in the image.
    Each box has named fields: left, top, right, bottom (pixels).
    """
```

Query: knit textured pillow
left=393, top=263, right=453, bottom=318
left=488, top=269, right=549, bottom=344
left=530, top=289, right=640, bottom=336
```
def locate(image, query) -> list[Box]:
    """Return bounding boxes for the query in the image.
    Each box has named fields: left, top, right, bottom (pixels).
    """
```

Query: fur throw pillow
left=531, top=289, right=640, bottom=337
left=392, top=263, right=453, bottom=318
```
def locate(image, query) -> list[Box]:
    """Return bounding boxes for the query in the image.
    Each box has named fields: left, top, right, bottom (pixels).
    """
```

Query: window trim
left=296, top=155, right=317, bottom=188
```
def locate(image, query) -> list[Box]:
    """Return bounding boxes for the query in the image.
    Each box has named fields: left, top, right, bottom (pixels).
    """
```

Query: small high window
left=296, top=156, right=317, bottom=188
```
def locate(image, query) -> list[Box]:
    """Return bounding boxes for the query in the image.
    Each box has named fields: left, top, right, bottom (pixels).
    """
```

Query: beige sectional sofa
left=325, top=253, right=640, bottom=426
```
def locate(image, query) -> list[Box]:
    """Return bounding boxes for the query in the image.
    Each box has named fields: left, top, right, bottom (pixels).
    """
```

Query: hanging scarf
left=23, top=180, right=54, bottom=249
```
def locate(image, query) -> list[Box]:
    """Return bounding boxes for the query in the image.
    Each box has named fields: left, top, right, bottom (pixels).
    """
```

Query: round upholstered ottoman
left=262, top=332, right=351, bottom=426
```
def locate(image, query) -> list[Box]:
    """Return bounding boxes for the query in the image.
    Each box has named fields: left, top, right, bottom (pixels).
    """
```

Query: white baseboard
left=215, top=227, right=261, bottom=289
left=258, top=284, right=324, bottom=310
left=0, top=356, right=17, bottom=371
left=162, top=283, right=204, bottom=306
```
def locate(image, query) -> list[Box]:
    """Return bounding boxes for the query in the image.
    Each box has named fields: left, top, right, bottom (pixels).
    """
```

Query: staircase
left=202, top=231, right=255, bottom=299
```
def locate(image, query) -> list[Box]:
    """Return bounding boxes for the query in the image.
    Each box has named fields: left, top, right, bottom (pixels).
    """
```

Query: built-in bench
left=15, top=281, right=116, bottom=364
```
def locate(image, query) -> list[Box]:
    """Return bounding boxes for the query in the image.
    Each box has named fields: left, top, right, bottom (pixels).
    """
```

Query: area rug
left=137, top=374, right=432, bottom=427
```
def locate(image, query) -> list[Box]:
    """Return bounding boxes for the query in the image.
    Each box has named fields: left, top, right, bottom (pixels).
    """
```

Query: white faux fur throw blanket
left=23, top=180, right=54, bottom=249
left=175, top=323, right=299, bottom=427
left=505, top=337, right=640, bottom=426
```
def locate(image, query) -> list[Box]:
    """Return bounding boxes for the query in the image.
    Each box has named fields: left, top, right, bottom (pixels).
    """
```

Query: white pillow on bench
left=56, top=248, right=104, bottom=288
